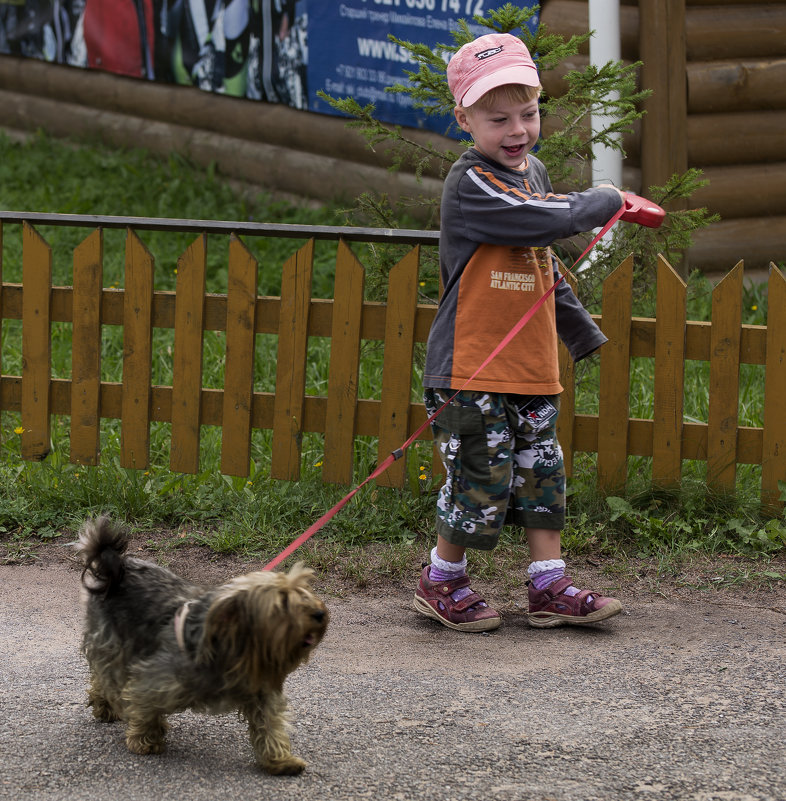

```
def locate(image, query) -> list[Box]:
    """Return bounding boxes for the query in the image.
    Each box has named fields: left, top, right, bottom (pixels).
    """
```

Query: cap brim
left=460, top=64, right=540, bottom=107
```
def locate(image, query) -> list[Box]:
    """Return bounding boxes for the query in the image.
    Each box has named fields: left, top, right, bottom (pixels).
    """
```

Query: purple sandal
left=527, top=575, right=622, bottom=628
left=413, top=566, right=501, bottom=632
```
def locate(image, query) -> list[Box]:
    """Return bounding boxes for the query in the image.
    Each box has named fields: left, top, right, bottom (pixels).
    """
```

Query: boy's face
left=454, top=94, right=540, bottom=170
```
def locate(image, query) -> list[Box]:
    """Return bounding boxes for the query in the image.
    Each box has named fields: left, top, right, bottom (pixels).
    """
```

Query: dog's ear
left=201, top=592, right=252, bottom=651
left=199, top=592, right=258, bottom=683
left=286, top=562, right=316, bottom=589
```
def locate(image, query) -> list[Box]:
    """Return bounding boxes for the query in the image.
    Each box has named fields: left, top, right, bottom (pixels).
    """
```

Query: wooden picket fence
left=0, top=212, right=784, bottom=512
left=559, top=255, right=785, bottom=513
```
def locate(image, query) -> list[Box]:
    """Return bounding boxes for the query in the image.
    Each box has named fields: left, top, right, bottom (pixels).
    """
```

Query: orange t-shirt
left=449, top=243, right=560, bottom=394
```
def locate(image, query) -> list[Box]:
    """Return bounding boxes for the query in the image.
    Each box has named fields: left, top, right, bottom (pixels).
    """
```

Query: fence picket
left=170, top=235, right=207, bottom=474
left=323, top=240, right=364, bottom=485
left=21, top=223, right=51, bottom=461
left=220, top=235, right=258, bottom=478
left=120, top=230, right=154, bottom=469
left=762, top=265, right=786, bottom=511
left=271, top=239, right=314, bottom=480
left=707, top=261, right=743, bottom=491
left=652, top=255, right=686, bottom=488
left=377, top=247, right=419, bottom=488
left=70, top=230, right=103, bottom=466
left=597, top=255, right=633, bottom=493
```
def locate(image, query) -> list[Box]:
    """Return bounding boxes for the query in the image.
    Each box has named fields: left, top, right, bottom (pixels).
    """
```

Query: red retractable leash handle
left=262, top=193, right=664, bottom=570
left=621, top=192, right=666, bottom=228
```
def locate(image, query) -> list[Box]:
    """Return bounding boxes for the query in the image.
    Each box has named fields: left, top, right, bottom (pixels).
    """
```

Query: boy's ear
left=454, top=106, right=472, bottom=133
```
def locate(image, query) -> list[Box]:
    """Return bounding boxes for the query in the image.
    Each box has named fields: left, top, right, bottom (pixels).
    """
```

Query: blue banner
left=0, top=0, right=538, bottom=137
left=308, top=1, right=538, bottom=137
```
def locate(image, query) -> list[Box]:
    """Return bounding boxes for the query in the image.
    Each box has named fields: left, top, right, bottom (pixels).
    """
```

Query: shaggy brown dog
left=75, top=516, right=328, bottom=775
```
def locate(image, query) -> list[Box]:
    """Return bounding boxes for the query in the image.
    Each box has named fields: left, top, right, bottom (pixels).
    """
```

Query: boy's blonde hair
left=464, top=82, right=542, bottom=111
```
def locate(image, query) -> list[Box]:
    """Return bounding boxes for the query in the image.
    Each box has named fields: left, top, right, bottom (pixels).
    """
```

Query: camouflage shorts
left=424, top=388, right=565, bottom=551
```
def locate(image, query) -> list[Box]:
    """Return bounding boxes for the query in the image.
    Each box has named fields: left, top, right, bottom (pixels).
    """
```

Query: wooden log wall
left=0, top=55, right=449, bottom=212
left=540, top=0, right=786, bottom=271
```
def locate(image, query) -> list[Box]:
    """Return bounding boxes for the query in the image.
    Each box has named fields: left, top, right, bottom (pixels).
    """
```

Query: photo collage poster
left=0, top=0, right=538, bottom=137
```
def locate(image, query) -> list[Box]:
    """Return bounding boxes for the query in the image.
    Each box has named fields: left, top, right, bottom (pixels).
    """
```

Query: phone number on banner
left=361, top=0, right=486, bottom=13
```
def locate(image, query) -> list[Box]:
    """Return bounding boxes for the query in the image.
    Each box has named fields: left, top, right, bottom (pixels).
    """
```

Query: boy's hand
left=597, top=183, right=626, bottom=204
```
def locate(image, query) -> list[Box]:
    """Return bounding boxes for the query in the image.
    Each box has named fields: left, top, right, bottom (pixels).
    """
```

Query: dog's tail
left=75, top=516, right=129, bottom=594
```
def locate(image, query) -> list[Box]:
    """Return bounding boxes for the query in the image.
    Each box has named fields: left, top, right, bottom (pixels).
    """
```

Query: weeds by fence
left=0, top=212, right=783, bottom=513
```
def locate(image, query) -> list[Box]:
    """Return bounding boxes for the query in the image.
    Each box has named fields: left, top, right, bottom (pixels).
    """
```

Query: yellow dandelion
left=14, top=426, right=25, bottom=435
left=751, top=305, right=758, bottom=311
left=314, top=460, right=323, bottom=468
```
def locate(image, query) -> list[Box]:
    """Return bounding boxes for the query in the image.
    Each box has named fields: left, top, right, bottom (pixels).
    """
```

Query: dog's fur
left=75, top=516, right=328, bottom=775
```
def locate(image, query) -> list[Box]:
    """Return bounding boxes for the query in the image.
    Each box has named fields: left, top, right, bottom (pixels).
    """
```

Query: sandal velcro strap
left=574, top=589, right=600, bottom=611
left=542, top=575, right=576, bottom=599
left=541, top=577, right=602, bottom=611
left=429, top=572, right=488, bottom=612
left=452, top=592, right=487, bottom=613
left=434, top=574, right=472, bottom=595
left=543, top=582, right=602, bottom=613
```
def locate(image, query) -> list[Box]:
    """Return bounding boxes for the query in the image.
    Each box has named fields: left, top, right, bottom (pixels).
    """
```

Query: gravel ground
left=1, top=542, right=785, bottom=801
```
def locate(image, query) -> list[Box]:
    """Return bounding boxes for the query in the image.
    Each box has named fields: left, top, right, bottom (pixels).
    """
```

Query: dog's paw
left=89, top=700, right=120, bottom=722
left=262, top=756, right=307, bottom=776
left=126, top=734, right=166, bottom=755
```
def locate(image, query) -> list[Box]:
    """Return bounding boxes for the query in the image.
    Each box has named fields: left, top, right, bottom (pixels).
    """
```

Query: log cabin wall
left=0, top=52, right=450, bottom=213
left=540, top=0, right=786, bottom=271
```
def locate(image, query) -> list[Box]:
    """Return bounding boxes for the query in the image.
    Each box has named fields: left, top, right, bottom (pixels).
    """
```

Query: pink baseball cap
left=447, top=33, right=539, bottom=107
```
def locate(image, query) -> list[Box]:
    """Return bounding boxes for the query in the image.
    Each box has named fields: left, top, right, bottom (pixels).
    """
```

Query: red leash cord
left=262, top=203, right=629, bottom=570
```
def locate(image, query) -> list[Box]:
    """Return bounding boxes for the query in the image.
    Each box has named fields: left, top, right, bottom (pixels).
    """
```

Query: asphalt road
left=2, top=557, right=785, bottom=801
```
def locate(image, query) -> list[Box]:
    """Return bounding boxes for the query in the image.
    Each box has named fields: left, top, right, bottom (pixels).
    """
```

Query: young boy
left=413, top=33, right=625, bottom=632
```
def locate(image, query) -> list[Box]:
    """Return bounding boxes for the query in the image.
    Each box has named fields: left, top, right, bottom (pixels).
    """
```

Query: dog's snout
left=312, top=609, right=325, bottom=623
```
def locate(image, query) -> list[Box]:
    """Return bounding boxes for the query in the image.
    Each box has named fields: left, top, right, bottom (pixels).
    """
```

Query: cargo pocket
left=432, top=402, right=491, bottom=486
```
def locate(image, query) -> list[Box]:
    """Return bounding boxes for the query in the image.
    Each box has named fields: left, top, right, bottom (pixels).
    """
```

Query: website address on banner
left=356, top=37, right=418, bottom=63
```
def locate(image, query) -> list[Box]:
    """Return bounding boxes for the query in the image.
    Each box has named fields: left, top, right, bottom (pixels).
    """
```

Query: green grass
left=0, top=129, right=784, bottom=584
